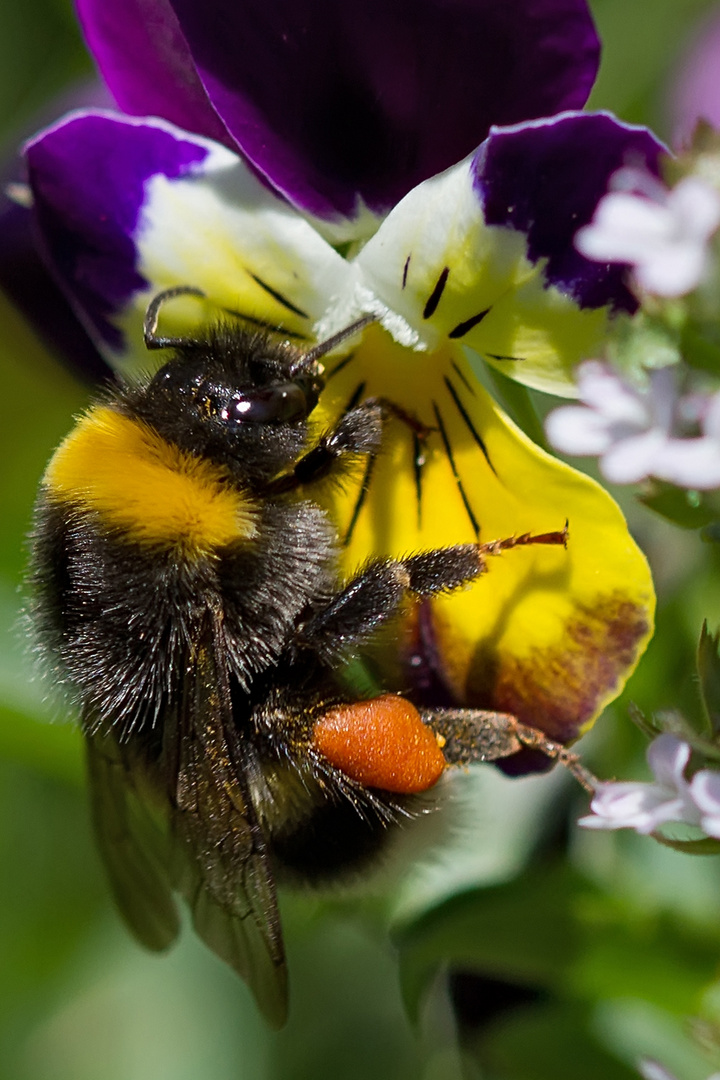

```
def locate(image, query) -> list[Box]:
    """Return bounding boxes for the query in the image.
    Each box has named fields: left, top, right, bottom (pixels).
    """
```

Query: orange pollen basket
left=312, top=694, right=446, bottom=794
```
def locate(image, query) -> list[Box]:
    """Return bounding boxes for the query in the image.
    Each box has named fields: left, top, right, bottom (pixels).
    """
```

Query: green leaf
left=652, top=835, right=720, bottom=855
left=475, top=359, right=550, bottom=450
left=606, top=311, right=681, bottom=380
left=627, top=701, right=664, bottom=739
left=470, top=1001, right=640, bottom=1080
left=701, top=522, right=720, bottom=544
left=638, top=482, right=719, bottom=529
left=395, top=860, right=720, bottom=1027
left=697, top=621, right=720, bottom=737
left=0, top=703, right=83, bottom=787
left=638, top=707, right=711, bottom=745
left=679, top=324, right=720, bottom=375
left=394, top=866, right=583, bottom=1023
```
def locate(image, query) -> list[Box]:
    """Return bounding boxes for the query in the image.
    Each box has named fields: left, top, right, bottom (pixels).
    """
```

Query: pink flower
left=546, top=362, right=720, bottom=489
left=579, top=735, right=701, bottom=834
left=575, top=170, right=720, bottom=297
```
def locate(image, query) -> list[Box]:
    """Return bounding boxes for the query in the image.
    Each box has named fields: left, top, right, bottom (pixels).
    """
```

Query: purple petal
left=0, top=80, right=115, bottom=383
left=473, top=111, right=666, bottom=312
left=647, top=733, right=691, bottom=789
left=25, top=111, right=212, bottom=353
left=166, top=0, right=599, bottom=224
left=76, top=0, right=231, bottom=147
left=0, top=198, right=111, bottom=383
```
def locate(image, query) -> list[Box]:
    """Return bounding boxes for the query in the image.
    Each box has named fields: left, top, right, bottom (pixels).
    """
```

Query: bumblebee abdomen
left=43, top=405, right=259, bottom=556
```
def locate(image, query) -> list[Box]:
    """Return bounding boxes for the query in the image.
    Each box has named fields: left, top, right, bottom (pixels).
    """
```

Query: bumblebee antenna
left=143, top=286, right=207, bottom=350
left=144, top=287, right=377, bottom=365
left=297, top=313, right=377, bottom=370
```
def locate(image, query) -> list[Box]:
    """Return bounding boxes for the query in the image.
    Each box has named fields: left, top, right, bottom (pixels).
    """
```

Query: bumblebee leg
left=297, top=531, right=567, bottom=662
left=400, top=528, right=569, bottom=596
left=423, top=708, right=597, bottom=792
left=265, top=400, right=385, bottom=495
left=285, top=395, right=434, bottom=493
left=297, top=560, right=411, bottom=660
left=296, top=544, right=487, bottom=662
left=400, top=545, right=484, bottom=595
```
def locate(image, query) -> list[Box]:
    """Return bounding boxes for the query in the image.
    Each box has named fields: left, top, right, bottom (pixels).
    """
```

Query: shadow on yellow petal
left=315, top=325, right=655, bottom=742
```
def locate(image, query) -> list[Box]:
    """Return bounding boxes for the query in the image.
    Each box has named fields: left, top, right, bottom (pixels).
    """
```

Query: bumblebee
left=30, top=288, right=581, bottom=1025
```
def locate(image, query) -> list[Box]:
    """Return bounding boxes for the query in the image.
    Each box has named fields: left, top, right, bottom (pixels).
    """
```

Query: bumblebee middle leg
left=296, top=528, right=568, bottom=663
left=296, top=544, right=484, bottom=662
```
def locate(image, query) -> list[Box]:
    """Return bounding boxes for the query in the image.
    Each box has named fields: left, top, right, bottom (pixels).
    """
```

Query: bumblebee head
left=124, top=288, right=375, bottom=487
left=124, top=323, right=322, bottom=485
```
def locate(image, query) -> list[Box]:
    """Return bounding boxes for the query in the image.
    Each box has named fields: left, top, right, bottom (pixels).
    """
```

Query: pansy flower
left=18, top=0, right=658, bottom=754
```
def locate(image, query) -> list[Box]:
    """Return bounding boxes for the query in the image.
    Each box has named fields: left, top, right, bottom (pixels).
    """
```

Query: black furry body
left=30, top=320, right=491, bottom=1024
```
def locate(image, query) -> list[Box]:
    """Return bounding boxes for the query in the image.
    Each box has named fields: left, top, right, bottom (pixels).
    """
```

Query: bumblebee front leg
left=265, top=400, right=385, bottom=495
left=423, top=708, right=597, bottom=793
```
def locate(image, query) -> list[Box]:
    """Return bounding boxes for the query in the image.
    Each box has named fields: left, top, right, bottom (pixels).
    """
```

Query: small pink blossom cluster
left=546, top=362, right=720, bottom=489
left=580, top=734, right=720, bottom=837
left=576, top=167, right=720, bottom=298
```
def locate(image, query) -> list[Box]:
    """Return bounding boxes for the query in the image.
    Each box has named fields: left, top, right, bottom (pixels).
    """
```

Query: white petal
left=124, top=136, right=352, bottom=368
left=634, top=242, right=708, bottom=296
left=354, top=154, right=503, bottom=354
left=647, top=366, right=677, bottom=433
left=700, top=815, right=720, bottom=840
left=639, top=1060, right=679, bottom=1080
left=652, top=437, right=720, bottom=489
left=600, top=430, right=670, bottom=484
left=353, top=151, right=608, bottom=397
left=577, top=177, right=720, bottom=297
left=610, top=167, right=670, bottom=202
left=545, top=406, right=614, bottom=455
left=575, top=361, right=649, bottom=425
left=670, top=177, right=720, bottom=239
left=690, top=770, right=720, bottom=816
left=579, top=779, right=692, bottom=834
left=702, top=392, right=720, bottom=441
left=575, top=193, right=675, bottom=262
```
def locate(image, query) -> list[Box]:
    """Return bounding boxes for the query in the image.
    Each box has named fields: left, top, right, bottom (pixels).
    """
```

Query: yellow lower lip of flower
left=315, top=326, right=655, bottom=740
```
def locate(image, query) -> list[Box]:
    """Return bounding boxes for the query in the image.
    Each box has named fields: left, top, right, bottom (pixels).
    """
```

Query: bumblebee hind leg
left=422, top=707, right=597, bottom=792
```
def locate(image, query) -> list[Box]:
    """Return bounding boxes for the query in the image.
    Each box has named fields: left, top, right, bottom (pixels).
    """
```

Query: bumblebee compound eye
left=211, top=383, right=313, bottom=425
left=312, top=695, right=447, bottom=794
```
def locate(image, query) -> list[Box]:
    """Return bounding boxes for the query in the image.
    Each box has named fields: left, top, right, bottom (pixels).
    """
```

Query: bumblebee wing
left=168, top=629, right=288, bottom=1028
left=85, top=729, right=181, bottom=952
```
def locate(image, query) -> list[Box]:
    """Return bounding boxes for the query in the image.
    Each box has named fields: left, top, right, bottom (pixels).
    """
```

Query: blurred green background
left=2, top=2, right=720, bottom=1078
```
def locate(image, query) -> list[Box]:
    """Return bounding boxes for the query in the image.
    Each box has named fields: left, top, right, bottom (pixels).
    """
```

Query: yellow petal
left=314, top=326, right=655, bottom=739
